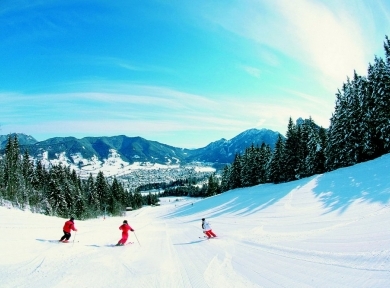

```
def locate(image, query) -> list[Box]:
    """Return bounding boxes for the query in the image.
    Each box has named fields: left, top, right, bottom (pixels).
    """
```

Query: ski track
left=2, top=205, right=390, bottom=287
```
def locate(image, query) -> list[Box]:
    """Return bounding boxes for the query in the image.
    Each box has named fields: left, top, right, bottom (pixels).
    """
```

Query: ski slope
left=1, top=154, right=390, bottom=287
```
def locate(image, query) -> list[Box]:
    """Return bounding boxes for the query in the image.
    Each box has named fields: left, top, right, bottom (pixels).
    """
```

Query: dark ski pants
left=60, top=231, right=71, bottom=241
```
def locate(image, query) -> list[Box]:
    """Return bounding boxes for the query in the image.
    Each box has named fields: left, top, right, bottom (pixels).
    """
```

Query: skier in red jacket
left=116, top=220, right=134, bottom=246
left=59, top=217, right=78, bottom=243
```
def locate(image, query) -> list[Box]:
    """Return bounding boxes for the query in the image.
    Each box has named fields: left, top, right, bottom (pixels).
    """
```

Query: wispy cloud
left=196, top=0, right=379, bottom=87
left=1, top=83, right=329, bottom=146
left=240, top=65, right=261, bottom=78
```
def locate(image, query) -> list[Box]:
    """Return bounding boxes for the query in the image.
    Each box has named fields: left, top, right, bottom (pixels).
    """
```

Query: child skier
left=116, top=220, right=134, bottom=246
left=59, top=217, right=78, bottom=243
left=202, top=218, right=217, bottom=238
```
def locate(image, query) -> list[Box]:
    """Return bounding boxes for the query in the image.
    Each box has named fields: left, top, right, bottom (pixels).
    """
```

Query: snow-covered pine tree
left=250, top=144, right=262, bottom=186
left=240, top=144, right=259, bottom=187
left=305, top=121, right=327, bottom=176
left=206, top=173, right=219, bottom=197
left=230, top=154, right=242, bottom=189
left=240, top=147, right=251, bottom=188
left=96, top=171, right=109, bottom=214
left=343, top=72, right=366, bottom=164
left=132, top=190, right=143, bottom=209
left=73, top=189, right=86, bottom=219
left=370, top=56, right=390, bottom=153
left=110, top=177, right=125, bottom=215
left=258, top=142, right=272, bottom=184
left=325, top=84, right=352, bottom=171
left=3, top=135, right=23, bottom=206
left=84, top=173, right=99, bottom=215
left=268, top=134, right=285, bottom=184
left=46, top=170, right=66, bottom=216
left=0, top=157, right=5, bottom=203
left=220, top=165, right=231, bottom=192
left=283, top=117, right=301, bottom=181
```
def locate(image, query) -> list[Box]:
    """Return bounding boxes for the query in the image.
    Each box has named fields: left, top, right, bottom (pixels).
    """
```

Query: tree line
left=0, top=135, right=158, bottom=219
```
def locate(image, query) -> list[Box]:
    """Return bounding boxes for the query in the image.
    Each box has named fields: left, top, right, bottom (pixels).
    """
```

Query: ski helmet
left=123, top=220, right=128, bottom=223
left=202, top=218, right=205, bottom=221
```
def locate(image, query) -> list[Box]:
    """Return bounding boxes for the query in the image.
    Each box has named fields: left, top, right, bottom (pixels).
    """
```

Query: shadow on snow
left=163, top=154, right=390, bottom=218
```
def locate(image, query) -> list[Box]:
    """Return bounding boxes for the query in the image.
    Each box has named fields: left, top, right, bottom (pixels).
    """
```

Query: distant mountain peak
left=0, top=133, right=38, bottom=149
left=0, top=128, right=282, bottom=172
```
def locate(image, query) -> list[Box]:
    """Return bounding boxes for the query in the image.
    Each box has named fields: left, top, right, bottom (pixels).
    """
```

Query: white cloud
left=240, top=65, right=261, bottom=78
left=198, top=0, right=379, bottom=88
left=274, top=0, right=368, bottom=82
left=2, top=83, right=334, bottom=146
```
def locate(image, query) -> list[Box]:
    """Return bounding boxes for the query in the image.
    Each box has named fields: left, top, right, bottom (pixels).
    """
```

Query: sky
left=1, top=153, right=390, bottom=287
left=1, top=0, right=390, bottom=148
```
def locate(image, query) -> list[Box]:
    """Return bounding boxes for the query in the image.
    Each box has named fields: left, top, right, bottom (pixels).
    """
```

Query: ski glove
left=131, top=229, right=134, bottom=232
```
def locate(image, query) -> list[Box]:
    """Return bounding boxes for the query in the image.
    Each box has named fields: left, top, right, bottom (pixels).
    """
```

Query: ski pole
left=73, top=231, right=77, bottom=246
left=133, top=231, right=141, bottom=246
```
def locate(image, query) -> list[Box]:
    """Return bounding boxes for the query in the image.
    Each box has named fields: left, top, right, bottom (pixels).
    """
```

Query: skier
left=116, top=220, right=134, bottom=246
left=202, top=218, right=217, bottom=238
left=59, top=217, right=78, bottom=243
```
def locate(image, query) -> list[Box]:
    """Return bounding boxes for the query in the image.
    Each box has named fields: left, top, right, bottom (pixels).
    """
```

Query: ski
left=198, top=236, right=218, bottom=239
left=112, top=242, right=134, bottom=247
left=36, top=239, right=78, bottom=244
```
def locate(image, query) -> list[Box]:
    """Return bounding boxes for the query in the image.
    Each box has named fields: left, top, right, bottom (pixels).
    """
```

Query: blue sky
left=1, top=0, right=389, bottom=148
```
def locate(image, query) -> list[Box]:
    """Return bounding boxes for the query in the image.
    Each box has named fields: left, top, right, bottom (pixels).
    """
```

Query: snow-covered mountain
left=0, top=128, right=281, bottom=176
left=188, top=128, right=280, bottom=166
left=0, top=133, right=38, bottom=147
left=1, top=153, right=389, bottom=287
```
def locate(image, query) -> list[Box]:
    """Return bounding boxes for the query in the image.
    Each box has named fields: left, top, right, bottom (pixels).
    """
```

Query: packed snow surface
left=1, top=154, right=390, bottom=287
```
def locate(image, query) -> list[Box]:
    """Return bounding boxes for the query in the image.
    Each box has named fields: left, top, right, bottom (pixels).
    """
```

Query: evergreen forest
left=219, top=36, right=390, bottom=193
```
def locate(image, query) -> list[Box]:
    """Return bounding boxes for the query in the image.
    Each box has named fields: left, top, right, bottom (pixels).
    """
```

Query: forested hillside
left=220, top=36, right=390, bottom=192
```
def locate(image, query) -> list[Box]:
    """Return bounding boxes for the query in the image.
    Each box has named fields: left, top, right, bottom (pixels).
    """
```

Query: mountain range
left=0, top=128, right=281, bottom=176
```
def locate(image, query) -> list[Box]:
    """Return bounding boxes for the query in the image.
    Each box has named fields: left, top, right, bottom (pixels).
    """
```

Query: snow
left=1, top=154, right=390, bottom=287
left=37, top=148, right=214, bottom=178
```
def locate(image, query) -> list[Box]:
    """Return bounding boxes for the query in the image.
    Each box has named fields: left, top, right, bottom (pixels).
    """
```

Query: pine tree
left=0, top=157, right=5, bottom=201
left=325, top=86, right=352, bottom=171
left=96, top=171, right=109, bottom=213
left=306, top=122, right=327, bottom=175
left=85, top=173, right=99, bottom=215
left=46, top=165, right=68, bottom=217
left=74, top=189, right=86, bottom=219
left=247, top=144, right=259, bottom=186
left=384, top=35, right=390, bottom=66
left=110, top=177, right=124, bottom=215
left=268, top=135, right=285, bottom=183
left=283, top=118, right=301, bottom=181
left=299, top=120, right=310, bottom=177
left=206, top=174, right=219, bottom=196
left=371, top=56, right=390, bottom=153
left=258, top=143, right=272, bottom=184
left=132, top=190, right=143, bottom=209
left=4, top=135, right=23, bottom=205
left=220, top=165, right=231, bottom=192
left=230, top=154, right=242, bottom=189
left=240, top=146, right=252, bottom=187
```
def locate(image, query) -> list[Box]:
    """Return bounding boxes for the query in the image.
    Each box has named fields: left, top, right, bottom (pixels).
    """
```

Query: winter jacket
left=119, top=223, right=134, bottom=235
left=63, top=220, right=77, bottom=233
left=202, top=221, right=211, bottom=231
